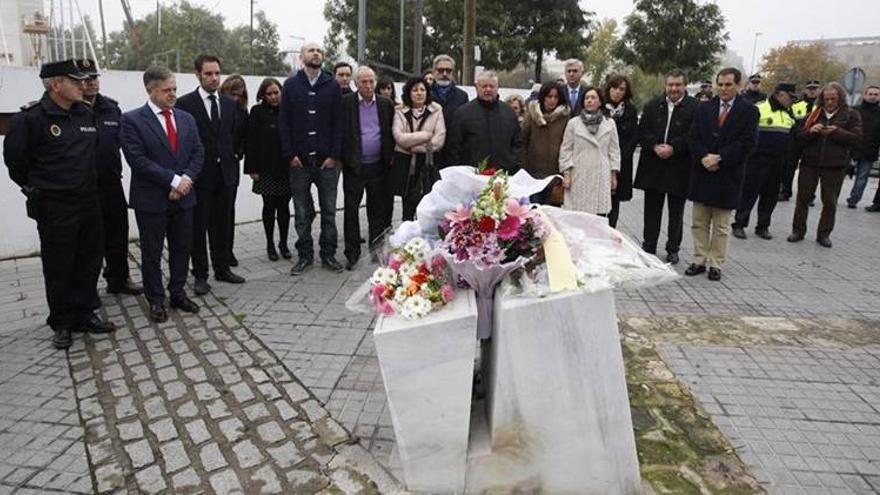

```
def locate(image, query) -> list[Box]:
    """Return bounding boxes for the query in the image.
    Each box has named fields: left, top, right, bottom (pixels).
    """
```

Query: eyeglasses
left=435, top=68, right=453, bottom=74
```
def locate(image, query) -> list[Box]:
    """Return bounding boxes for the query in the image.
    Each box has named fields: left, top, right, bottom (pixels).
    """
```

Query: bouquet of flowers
left=439, top=171, right=548, bottom=338
left=368, top=237, right=456, bottom=320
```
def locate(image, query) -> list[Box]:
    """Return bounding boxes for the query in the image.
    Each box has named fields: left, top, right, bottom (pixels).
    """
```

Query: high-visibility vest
left=758, top=100, right=797, bottom=134
left=791, top=100, right=810, bottom=120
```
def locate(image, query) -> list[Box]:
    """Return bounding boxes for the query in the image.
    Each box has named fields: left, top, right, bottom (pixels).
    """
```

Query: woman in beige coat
left=522, top=81, right=570, bottom=205
left=391, top=76, right=446, bottom=220
left=559, top=86, right=621, bottom=216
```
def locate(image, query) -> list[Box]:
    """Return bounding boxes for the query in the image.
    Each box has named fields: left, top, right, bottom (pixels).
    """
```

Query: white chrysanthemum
left=370, top=267, right=398, bottom=286
left=393, top=287, right=408, bottom=305
left=398, top=262, right=419, bottom=282
left=400, top=295, right=432, bottom=320
left=404, top=237, right=430, bottom=262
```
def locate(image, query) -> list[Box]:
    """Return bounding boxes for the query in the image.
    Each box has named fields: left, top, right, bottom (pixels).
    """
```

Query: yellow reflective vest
left=758, top=100, right=796, bottom=134
left=791, top=100, right=810, bottom=120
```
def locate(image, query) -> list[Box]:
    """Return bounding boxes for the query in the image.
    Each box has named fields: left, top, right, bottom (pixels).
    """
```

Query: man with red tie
left=121, top=65, right=204, bottom=322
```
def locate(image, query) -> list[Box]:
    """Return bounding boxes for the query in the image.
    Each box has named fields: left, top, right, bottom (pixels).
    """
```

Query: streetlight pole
left=399, top=0, right=404, bottom=71
left=750, top=32, right=762, bottom=75
left=357, top=0, right=366, bottom=63
left=462, top=0, right=474, bottom=85
left=412, top=0, right=423, bottom=74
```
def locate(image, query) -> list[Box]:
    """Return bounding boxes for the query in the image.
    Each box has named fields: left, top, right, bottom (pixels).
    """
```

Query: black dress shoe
left=866, top=204, right=880, bottom=212
left=684, top=263, right=707, bottom=276
left=52, top=328, right=72, bottom=350
left=267, top=245, right=279, bottom=261
left=77, top=313, right=116, bottom=334
left=149, top=303, right=168, bottom=323
left=777, top=193, right=790, bottom=202
left=787, top=233, right=804, bottom=243
left=755, top=229, right=773, bottom=240
left=732, top=226, right=747, bottom=239
left=290, top=258, right=313, bottom=276
left=106, top=278, right=143, bottom=295
left=229, top=254, right=239, bottom=267
left=708, top=267, right=722, bottom=281
left=278, top=244, right=292, bottom=259
left=846, top=203, right=857, bottom=209
left=215, top=271, right=246, bottom=284
left=345, top=257, right=359, bottom=271
left=194, top=278, right=211, bottom=295
left=322, top=257, right=344, bottom=273
left=665, top=252, right=680, bottom=265
left=817, top=236, right=832, bottom=248
left=170, top=296, right=200, bottom=313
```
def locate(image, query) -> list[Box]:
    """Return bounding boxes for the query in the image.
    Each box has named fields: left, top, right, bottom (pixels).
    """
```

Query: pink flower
left=498, top=215, right=522, bottom=240
left=445, top=204, right=473, bottom=223
left=440, top=285, right=455, bottom=301
left=505, top=197, right=532, bottom=219
left=376, top=298, right=394, bottom=315
left=388, top=255, right=403, bottom=271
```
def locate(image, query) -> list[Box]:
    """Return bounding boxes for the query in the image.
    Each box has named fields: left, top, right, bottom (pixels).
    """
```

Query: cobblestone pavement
left=0, top=173, right=878, bottom=493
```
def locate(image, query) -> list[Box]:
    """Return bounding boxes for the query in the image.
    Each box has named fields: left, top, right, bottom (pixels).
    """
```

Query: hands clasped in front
left=701, top=154, right=721, bottom=172
left=168, top=174, right=193, bottom=201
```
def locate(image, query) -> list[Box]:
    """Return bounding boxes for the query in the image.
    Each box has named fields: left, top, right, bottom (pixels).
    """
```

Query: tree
left=615, top=0, right=728, bottom=81
left=509, top=0, right=594, bottom=82
left=759, top=42, right=847, bottom=94
left=583, top=19, right=621, bottom=86
left=225, top=12, right=289, bottom=76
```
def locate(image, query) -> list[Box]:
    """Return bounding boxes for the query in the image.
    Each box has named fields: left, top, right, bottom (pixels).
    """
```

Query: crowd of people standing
left=4, top=42, right=879, bottom=349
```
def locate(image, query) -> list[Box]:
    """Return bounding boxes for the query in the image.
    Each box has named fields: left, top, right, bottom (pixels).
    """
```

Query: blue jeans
left=847, top=159, right=875, bottom=206
left=289, top=165, right=339, bottom=261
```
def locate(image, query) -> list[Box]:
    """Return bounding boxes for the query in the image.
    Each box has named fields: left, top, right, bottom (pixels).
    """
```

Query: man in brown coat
left=788, top=82, right=862, bottom=248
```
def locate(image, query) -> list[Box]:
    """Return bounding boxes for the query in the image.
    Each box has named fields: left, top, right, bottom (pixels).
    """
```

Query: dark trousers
left=290, top=165, right=339, bottom=261
left=642, top=189, right=686, bottom=254
left=261, top=194, right=291, bottom=247
left=780, top=147, right=799, bottom=198
left=191, top=185, right=233, bottom=279
left=35, top=193, right=104, bottom=330
left=608, top=195, right=621, bottom=228
left=873, top=182, right=880, bottom=206
left=733, top=155, right=782, bottom=230
left=98, top=180, right=131, bottom=283
left=136, top=206, right=193, bottom=306
left=344, top=165, right=393, bottom=262
left=792, top=165, right=848, bottom=238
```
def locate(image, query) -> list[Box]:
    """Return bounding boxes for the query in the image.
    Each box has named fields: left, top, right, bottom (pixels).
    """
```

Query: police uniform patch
left=49, top=124, right=62, bottom=136
left=766, top=117, right=774, bottom=125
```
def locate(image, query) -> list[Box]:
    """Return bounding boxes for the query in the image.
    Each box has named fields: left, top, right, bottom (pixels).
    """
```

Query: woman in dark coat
left=245, top=78, right=292, bottom=261
left=604, top=74, right=638, bottom=228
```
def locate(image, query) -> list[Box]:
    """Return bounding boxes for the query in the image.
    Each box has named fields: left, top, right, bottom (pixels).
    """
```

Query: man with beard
left=430, top=54, right=469, bottom=167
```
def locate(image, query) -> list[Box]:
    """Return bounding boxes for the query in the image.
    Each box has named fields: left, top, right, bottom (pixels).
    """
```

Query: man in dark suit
left=686, top=67, right=759, bottom=281
left=430, top=54, right=469, bottom=167
left=340, top=66, right=395, bottom=270
left=121, top=65, right=204, bottom=322
left=633, top=69, right=699, bottom=265
left=175, top=54, right=245, bottom=295
left=562, top=59, right=588, bottom=116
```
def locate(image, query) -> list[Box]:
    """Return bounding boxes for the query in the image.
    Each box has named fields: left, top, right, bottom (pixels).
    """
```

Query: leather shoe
left=279, top=244, right=292, bottom=259
left=215, top=271, right=246, bottom=284
left=290, top=258, right=313, bottom=276
left=229, top=253, right=239, bottom=267
left=846, top=203, right=857, bottom=209
left=708, top=267, right=722, bottom=281
left=52, top=328, right=72, bottom=350
left=732, top=226, right=747, bottom=239
left=777, top=192, right=790, bottom=202
left=345, top=257, right=359, bottom=271
left=77, top=313, right=116, bottom=334
left=665, top=252, right=680, bottom=265
left=866, top=204, right=880, bottom=212
left=267, top=245, right=279, bottom=261
left=684, top=263, right=706, bottom=276
left=149, top=303, right=168, bottom=323
left=322, top=257, right=344, bottom=273
left=170, top=295, right=200, bottom=313
left=787, top=233, right=804, bottom=243
left=106, top=278, right=143, bottom=295
left=194, top=278, right=211, bottom=295
left=817, top=236, right=832, bottom=248
left=755, top=229, right=773, bottom=240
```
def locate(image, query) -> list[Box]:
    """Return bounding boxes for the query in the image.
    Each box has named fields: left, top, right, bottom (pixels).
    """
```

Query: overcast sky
left=82, top=0, right=878, bottom=72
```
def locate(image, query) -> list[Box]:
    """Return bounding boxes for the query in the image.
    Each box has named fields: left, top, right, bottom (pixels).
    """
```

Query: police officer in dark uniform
left=741, top=73, right=767, bottom=104
left=77, top=59, right=143, bottom=295
left=779, top=79, right=821, bottom=201
left=3, top=60, right=116, bottom=350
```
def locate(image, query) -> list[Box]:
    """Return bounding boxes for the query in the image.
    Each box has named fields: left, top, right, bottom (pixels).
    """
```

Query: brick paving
left=0, top=171, right=878, bottom=493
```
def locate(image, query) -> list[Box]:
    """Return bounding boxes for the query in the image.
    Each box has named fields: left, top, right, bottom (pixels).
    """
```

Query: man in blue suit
left=121, top=65, right=204, bottom=322
left=175, top=54, right=245, bottom=294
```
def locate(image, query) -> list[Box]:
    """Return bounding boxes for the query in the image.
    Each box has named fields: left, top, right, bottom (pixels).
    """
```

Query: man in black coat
left=846, top=85, right=880, bottom=208
left=175, top=54, right=245, bottom=295
left=340, top=66, right=395, bottom=270
left=430, top=54, right=469, bottom=167
left=741, top=73, right=767, bottom=104
left=633, top=69, right=698, bottom=265
left=446, top=70, right=523, bottom=172
left=77, top=59, right=142, bottom=296
left=686, top=68, right=759, bottom=281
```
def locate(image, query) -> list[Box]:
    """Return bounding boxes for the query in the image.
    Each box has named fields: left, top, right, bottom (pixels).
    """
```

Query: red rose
left=479, top=167, right=497, bottom=176
left=477, top=216, right=496, bottom=232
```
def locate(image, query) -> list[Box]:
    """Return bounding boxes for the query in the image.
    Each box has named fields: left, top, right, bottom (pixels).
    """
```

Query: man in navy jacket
left=121, top=65, right=204, bottom=322
left=176, top=54, right=245, bottom=294
left=686, top=67, right=759, bottom=282
left=279, top=42, right=344, bottom=275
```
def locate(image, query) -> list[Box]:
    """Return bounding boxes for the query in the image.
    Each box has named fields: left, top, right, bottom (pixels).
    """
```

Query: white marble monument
left=483, top=288, right=641, bottom=494
left=373, top=290, right=478, bottom=493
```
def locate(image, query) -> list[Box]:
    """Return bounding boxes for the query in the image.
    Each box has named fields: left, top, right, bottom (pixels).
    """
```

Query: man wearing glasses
left=430, top=54, right=469, bottom=167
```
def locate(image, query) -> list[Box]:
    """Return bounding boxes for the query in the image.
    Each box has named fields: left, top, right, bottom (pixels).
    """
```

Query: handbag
left=548, top=177, right=565, bottom=206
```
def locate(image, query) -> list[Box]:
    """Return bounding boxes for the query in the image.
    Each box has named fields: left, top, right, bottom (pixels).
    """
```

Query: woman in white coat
left=558, top=86, right=621, bottom=216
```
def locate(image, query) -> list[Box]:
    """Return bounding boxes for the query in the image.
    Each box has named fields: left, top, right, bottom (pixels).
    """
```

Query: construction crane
left=119, top=0, right=140, bottom=50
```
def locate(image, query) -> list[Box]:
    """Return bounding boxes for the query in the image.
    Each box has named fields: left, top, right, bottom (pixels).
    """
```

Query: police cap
left=774, top=82, right=797, bottom=96
left=805, top=79, right=821, bottom=88
left=39, top=59, right=88, bottom=80
left=748, top=73, right=762, bottom=82
left=75, top=59, right=100, bottom=77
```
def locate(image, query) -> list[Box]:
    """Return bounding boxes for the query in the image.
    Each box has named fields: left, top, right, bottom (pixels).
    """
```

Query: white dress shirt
left=663, top=96, right=684, bottom=143
left=198, top=86, right=220, bottom=120
left=146, top=100, right=183, bottom=188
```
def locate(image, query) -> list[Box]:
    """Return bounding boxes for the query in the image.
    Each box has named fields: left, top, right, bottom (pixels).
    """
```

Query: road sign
left=843, top=67, right=866, bottom=95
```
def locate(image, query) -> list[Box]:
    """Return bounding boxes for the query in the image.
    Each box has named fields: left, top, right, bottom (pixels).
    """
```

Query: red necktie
left=161, top=109, right=178, bottom=153
left=717, top=101, right=730, bottom=128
